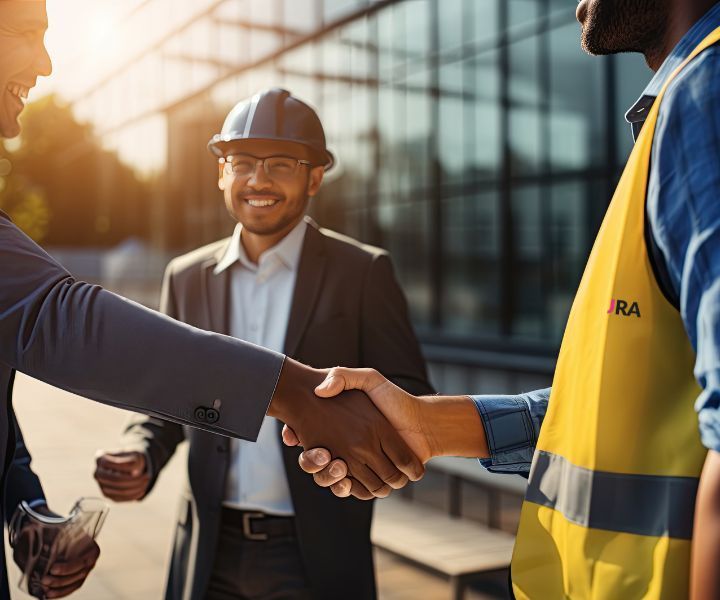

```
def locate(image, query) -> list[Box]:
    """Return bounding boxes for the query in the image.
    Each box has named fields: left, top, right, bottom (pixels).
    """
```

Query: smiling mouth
left=245, top=198, right=281, bottom=207
left=7, top=83, right=30, bottom=104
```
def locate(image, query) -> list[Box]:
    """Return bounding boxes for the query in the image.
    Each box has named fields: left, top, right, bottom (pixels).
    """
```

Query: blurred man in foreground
left=294, top=0, right=720, bottom=598
left=0, top=1, right=423, bottom=598
left=95, top=88, right=433, bottom=600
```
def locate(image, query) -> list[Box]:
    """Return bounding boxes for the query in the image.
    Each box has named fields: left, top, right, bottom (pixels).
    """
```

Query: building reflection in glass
left=69, top=0, right=652, bottom=369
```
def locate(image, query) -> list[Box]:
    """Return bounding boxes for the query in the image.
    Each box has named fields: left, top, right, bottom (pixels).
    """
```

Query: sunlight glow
left=87, top=10, right=120, bottom=60
left=34, top=0, right=135, bottom=101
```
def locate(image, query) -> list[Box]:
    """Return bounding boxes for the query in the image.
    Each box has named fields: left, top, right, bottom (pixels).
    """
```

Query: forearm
left=1, top=217, right=283, bottom=441
left=691, top=450, right=720, bottom=600
left=419, top=395, right=490, bottom=459
left=19, top=282, right=283, bottom=439
left=5, top=462, right=44, bottom=521
left=5, top=414, right=44, bottom=522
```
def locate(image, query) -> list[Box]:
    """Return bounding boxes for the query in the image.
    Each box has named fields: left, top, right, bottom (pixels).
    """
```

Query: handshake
left=96, top=358, right=487, bottom=501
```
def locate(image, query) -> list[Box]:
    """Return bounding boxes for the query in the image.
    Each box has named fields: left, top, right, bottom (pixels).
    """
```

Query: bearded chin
left=581, top=24, right=642, bottom=56
left=581, top=0, right=668, bottom=57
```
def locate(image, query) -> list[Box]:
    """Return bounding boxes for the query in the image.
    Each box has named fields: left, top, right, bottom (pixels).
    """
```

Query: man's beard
left=581, top=0, right=669, bottom=56
left=241, top=209, right=304, bottom=237
left=230, top=191, right=309, bottom=237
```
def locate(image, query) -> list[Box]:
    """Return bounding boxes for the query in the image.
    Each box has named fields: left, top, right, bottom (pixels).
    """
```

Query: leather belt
left=221, top=508, right=296, bottom=541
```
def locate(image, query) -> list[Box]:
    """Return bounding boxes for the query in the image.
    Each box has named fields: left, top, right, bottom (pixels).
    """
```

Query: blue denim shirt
left=474, top=4, right=720, bottom=475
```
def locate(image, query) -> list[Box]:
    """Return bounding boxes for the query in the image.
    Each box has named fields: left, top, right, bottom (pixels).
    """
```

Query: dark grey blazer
left=0, top=211, right=284, bottom=597
left=122, top=218, right=434, bottom=600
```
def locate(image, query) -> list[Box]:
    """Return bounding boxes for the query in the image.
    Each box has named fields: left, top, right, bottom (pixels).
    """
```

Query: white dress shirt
left=213, top=219, right=307, bottom=516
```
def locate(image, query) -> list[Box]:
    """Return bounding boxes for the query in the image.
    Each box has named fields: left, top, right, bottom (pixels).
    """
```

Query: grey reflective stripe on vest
left=526, top=450, right=699, bottom=540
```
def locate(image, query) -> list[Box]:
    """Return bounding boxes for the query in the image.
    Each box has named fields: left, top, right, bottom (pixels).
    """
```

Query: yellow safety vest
left=511, top=27, right=720, bottom=600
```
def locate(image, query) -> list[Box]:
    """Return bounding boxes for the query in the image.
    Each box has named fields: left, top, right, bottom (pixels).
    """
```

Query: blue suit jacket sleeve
left=0, top=213, right=284, bottom=441
left=4, top=410, right=44, bottom=523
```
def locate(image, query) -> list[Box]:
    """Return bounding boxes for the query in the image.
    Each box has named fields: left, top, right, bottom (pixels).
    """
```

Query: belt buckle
left=242, top=512, right=268, bottom=541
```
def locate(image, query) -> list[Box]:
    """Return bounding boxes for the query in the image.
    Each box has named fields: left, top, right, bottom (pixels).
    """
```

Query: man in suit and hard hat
left=96, top=88, right=433, bottom=600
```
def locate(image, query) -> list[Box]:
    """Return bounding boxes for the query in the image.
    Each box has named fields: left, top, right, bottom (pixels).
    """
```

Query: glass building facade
left=70, top=0, right=653, bottom=389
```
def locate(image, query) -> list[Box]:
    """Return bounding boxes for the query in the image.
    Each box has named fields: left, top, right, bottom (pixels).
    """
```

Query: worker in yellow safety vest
left=287, top=1, right=720, bottom=598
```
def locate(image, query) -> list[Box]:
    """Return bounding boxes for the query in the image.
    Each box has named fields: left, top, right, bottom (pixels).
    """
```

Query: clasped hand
left=277, top=364, right=437, bottom=500
left=268, top=360, right=431, bottom=500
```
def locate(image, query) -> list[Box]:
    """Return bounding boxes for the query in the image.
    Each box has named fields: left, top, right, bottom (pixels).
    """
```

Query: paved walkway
left=8, top=374, right=505, bottom=599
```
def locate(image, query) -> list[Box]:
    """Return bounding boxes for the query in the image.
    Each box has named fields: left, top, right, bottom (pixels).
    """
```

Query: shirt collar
left=625, top=2, right=720, bottom=137
left=214, top=218, right=308, bottom=275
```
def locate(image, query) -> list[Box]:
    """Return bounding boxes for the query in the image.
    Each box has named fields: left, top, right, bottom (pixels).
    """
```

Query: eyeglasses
left=221, top=153, right=312, bottom=181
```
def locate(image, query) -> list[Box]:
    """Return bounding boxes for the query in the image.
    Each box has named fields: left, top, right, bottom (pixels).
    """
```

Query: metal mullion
left=208, top=18, right=305, bottom=39
left=398, top=3, right=410, bottom=254
left=461, top=0, right=475, bottom=273
left=368, top=13, right=381, bottom=246
left=603, top=55, right=619, bottom=204
left=539, top=0, right=553, bottom=340
left=430, top=0, right=443, bottom=329
left=499, top=0, right=513, bottom=338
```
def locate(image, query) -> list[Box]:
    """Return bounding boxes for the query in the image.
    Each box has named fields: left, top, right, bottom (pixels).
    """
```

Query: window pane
left=378, top=200, right=433, bottom=325
left=438, top=0, right=463, bottom=52
left=549, top=20, right=608, bottom=171
left=443, top=191, right=501, bottom=335
left=510, top=186, right=544, bottom=339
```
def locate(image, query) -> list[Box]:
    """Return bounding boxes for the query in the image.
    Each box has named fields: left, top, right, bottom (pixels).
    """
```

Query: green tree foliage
left=0, top=95, right=151, bottom=246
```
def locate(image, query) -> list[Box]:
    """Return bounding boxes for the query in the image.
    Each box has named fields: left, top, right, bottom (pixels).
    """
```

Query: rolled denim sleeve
left=471, top=387, right=550, bottom=476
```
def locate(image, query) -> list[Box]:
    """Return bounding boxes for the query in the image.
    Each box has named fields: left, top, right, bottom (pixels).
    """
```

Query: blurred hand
left=268, top=359, right=424, bottom=500
left=12, top=506, right=100, bottom=599
left=94, top=451, right=150, bottom=502
left=282, top=367, right=435, bottom=498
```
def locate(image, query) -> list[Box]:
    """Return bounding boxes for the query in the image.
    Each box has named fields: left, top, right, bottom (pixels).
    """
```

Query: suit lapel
left=200, top=241, right=231, bottom=335
left=283, top=220, right=327, bottom=357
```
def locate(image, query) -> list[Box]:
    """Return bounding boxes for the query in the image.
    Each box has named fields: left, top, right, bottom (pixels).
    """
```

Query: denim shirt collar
left=625, top=2, right=720, bottom=139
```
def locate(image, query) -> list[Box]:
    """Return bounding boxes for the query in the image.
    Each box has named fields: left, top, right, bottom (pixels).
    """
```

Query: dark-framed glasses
left=221, top=153, right=312, bottom=181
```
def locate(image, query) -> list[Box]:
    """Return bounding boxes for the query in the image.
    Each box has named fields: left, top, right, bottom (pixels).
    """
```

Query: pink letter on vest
left=607, top=299, right=616, bottom=314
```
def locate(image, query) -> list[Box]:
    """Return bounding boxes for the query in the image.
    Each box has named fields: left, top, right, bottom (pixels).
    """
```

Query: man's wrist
left=415, top=396, right=443, bottom=460
left=267, top=358, right=294, bottom=421
left=267, top=358, right=324, bottom=422
left=418, top=395, right=489, bottom=459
